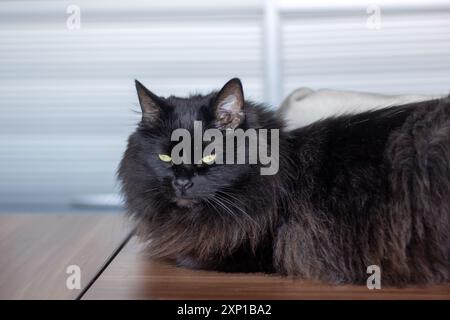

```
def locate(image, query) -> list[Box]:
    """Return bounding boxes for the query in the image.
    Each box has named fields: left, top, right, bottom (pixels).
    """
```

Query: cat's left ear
left=213, top=78, right=245, bottom=129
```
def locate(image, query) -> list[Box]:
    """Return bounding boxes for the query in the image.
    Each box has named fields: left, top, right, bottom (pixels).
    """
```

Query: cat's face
left=124, top=78, right=256, bottom=208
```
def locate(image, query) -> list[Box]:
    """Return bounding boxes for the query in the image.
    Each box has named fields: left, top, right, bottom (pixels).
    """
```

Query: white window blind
left=0, top=0, right=449, bottom=211
left=280, top=1, right=450, bottom=95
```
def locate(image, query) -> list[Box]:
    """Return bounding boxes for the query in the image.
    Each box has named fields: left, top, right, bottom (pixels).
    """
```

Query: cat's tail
left=385, top=96, right=450, bottom=284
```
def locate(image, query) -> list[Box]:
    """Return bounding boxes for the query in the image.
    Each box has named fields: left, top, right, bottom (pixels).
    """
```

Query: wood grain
left=83, top=237, right=450, bottom=300
left=0, top=213, right=133, bottom=299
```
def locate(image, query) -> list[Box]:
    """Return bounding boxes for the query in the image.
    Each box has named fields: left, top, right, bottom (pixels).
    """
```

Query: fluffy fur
left=118, top=78, right=450, bottom=285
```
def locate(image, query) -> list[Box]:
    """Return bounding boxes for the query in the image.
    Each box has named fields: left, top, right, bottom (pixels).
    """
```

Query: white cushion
left=278, top=88, right=440, bottom=130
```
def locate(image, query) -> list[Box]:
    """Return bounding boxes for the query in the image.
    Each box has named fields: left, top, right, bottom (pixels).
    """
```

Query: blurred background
left=0, top=0, right=449, bottom=213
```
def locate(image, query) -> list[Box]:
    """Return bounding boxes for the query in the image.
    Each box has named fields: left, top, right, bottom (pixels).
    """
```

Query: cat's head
left=118, top=78, right=280, bottom=213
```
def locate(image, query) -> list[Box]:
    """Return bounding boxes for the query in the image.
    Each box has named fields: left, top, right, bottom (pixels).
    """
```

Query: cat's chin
left=173, top=197, right=198, bottom=208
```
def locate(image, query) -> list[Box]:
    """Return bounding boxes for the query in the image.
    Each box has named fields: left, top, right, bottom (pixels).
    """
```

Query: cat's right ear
left=135, top=80, right=162, bottom=125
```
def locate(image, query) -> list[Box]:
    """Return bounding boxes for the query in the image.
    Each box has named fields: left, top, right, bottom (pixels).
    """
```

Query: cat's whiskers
left=142, top=187, right=161, bottom=194
left=213, top=193, right=259, bottom=231
left=208, top=196, right=248, bottom=231
left=215, top=192, right=250, bottom=218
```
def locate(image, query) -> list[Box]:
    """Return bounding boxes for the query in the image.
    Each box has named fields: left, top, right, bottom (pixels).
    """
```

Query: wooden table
left=1, top=214, right=450, bottom=300
left=0, top=213, right=133, bottom=299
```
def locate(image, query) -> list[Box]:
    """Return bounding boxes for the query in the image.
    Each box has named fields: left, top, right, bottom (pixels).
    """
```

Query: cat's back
left=285, top=96, right=450, bottom=205
left=288, top=97, right=448, bottom=167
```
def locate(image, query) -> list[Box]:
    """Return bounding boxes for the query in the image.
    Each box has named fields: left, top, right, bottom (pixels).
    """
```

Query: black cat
left=118, top=78, right=450, bottom=285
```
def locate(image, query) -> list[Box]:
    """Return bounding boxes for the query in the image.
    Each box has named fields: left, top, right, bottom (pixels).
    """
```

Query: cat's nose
left=173, top=178, right=193, bottom=191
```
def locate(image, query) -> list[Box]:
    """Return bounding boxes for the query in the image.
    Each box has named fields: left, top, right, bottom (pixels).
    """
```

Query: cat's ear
left=135, top=80, right=162, bottom=124
left=213, top=78, right=245, bottom=129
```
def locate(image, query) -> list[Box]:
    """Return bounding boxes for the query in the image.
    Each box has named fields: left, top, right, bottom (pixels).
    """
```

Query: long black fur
left=118, top=79, right=450, bottom=285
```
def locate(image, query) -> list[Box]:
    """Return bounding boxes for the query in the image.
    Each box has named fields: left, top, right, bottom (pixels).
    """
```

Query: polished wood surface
left=0, top=214, right=132, bottom=299
left=83, top=237, right=450, bottom=300
left=1, top=214, right=449, bottom=299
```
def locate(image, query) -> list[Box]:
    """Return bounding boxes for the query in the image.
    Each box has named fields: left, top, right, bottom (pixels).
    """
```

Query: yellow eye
left=202, top=154, right=216, bottom=164
left=158, top=154, right=172, bottom=162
